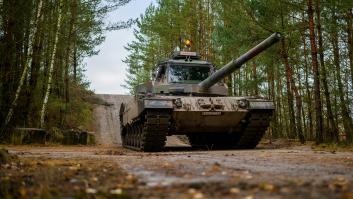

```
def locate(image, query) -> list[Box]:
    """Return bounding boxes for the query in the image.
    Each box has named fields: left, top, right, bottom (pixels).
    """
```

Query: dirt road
left=3, top=145, right=353, bottom=198
left=1, top=95, right=353, bottom=198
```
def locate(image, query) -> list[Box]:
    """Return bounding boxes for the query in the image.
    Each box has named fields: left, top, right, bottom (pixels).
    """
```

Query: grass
left=311, top=142, right=353, bottom=152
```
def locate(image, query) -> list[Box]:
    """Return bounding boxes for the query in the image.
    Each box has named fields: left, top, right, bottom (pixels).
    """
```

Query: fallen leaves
left=95, top=150, right=125, bottom=156
left=329, top=176, right=349, bottom=191
left=85, top=187, right=97, bottom=194
left=201, top=162, right=226, bottom=176
left=110, top=188, right=123, bottom=195
left=0, top=157, right=138, bottom=199
left=259, top=182, right=275, bottom=192
left=229, top=187, right=240, bottom=194
left=68, top=165, right=80, bottom=171
left=162, top=162, right=173, bottom=168
left=90, top=176, right=99, bottom=182
left=2, top=147, right=353, bottom=199
left=188, top=188, right=205, bottom=199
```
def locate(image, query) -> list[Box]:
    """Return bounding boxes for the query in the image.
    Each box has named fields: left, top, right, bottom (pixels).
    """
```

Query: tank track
left=187, top=110, right=272, bottom=149
left=121, top=109, right=171, bottom=152
left=234, top=110, right=272, bottom=149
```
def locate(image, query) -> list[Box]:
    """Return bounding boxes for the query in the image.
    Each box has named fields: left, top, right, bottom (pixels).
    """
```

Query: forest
left=124, top=0, right=353, bottom=144
left=1, top=0, right=352, bottom=145
left=0, top=0, right=131, bottom=137
left=1, top=1, right=353, bottom=198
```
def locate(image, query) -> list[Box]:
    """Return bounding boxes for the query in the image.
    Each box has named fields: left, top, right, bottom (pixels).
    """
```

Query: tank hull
left=172, top=111, right=247, bottom=134
left=120, top=96, right=274, bottom=151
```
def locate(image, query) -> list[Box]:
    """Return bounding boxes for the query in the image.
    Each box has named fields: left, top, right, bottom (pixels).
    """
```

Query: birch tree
left=1, top=0, right=43, bottom=133
left=39, top=0, right=63, bottom=128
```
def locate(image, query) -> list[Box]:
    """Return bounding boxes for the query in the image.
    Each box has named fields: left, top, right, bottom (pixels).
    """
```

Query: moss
left=87, top=133, right=95, bottom=145
left=311, top=142, right=353, bottom=152
left=1, top=128, right=94, bottom=145
left=0, top=148, right=17, bottom=165
left=47, top=127, right=64, bottom=144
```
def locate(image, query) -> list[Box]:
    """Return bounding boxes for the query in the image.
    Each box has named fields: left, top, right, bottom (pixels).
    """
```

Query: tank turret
left=199, top=32, right=281, bottom=90
left=120, top=33, right=282, bottom=152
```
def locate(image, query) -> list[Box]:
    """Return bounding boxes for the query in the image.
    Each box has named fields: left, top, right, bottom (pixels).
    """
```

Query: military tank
left=119, top=33, right=281, bottom=151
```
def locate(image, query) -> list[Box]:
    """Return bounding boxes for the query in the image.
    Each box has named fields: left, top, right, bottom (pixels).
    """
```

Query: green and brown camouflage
left=119, top=33, right=281, bottom=151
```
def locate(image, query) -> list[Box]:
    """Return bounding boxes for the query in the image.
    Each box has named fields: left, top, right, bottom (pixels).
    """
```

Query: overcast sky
left=84, top=0, right=154, bottom=94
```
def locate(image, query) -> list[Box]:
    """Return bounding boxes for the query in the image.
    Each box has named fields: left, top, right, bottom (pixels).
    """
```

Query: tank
left=119, top=33, right=281, bottom=151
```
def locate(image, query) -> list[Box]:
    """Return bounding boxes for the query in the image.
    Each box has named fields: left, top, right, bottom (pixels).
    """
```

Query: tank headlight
left=237, top=100, right=248, bottom=108
left=174, top=98, right=182, bottom=108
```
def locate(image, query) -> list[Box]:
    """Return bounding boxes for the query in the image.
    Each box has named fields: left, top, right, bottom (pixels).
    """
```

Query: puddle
left=124, top=167, right=229, bottom=187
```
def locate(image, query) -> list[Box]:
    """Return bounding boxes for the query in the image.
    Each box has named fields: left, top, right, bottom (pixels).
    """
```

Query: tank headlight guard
left=237, top=99, right=248, bottom=109
left=174, top=98, right=182, bottom=108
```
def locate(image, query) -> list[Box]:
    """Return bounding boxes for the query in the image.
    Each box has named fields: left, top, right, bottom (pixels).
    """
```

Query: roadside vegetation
left=0, top=0, right=132, bottom=138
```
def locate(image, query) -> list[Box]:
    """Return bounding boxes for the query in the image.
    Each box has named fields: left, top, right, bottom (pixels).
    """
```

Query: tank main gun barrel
left=198, top=32, right=282, bottom=90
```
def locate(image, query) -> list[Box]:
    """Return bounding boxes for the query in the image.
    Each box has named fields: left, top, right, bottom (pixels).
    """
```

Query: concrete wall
left=93, top=94, right=133, bottom=146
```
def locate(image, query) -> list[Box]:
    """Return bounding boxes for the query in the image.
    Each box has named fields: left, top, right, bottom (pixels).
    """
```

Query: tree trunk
left=238, top=70, right=242, bottom=96
left=0, top=0, right=16, bottom=128
left=267, top=61, right=278, bottom=137
left=252, top=61, right=258, bottom=96
left=281, top=38, right=304, bottom=143
left=331, top=11, right=353, bottom=143
left=346, top=9, right=353, bottom=88
left=315, top=0, right=338, bottom=142
left=40, top=0, right=63, bottom=128
left=279, top=6, right=296, bottom=140
left=25, top=23, right=44, bottom=127
left=63, top=0, right=77, bottom=126
left=302, top=32, right=314, bottom=140
left=226, top=75, right=233, bottom=96
left=1, top=0, right=43, bottom=133
left=281, top=39, right=296, bottom=139
left=73, top=43, right=77, bottom=83
left=307, top=0, right=323, bottom=144
left=275, top=61, right=284, bottom=138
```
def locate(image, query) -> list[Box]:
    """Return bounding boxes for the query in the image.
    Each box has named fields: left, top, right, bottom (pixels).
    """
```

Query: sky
left=84, top=0, right=154, bottom=94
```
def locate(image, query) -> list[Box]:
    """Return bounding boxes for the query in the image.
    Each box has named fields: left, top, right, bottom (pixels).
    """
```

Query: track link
left=187, top=110, right=272, bottom=150
left=235, top=110, right=272, bottom=149
left=122, top=109, right=171, bottom=152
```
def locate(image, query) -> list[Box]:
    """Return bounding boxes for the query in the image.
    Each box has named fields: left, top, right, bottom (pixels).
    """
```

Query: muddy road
left=3, top=146, right=353, bottom=198
left=1, top=95, right=353, bottom=198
